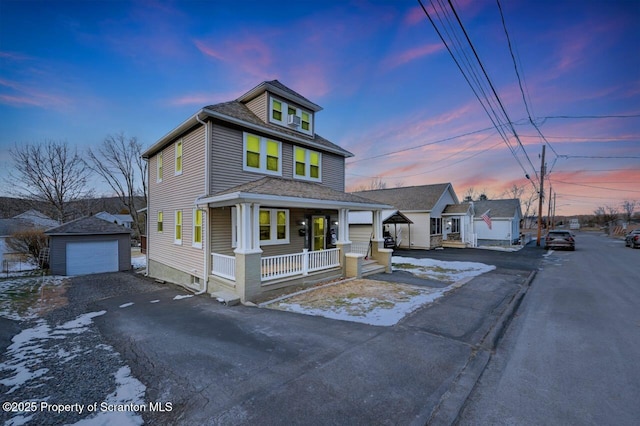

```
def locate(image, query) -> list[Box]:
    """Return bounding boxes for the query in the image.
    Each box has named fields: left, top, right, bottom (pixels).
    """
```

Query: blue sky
left=1, top=0, right=639, bottom=216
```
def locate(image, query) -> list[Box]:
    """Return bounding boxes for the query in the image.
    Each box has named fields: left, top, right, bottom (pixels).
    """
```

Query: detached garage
left=46, top=216, right=132, bottom=276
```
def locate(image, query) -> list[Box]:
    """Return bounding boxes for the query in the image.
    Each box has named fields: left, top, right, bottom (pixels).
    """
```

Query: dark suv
left=545, top=230, right=575, bottom=251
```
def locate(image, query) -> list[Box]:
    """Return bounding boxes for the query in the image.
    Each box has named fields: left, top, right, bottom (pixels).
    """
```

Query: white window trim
left=231, top=207, right=289, bottom=247
left=174, top=210, right=183, bottom=245
left=242, top=132, right=282, bottom=176
left=293, top=146, right=322, bottom=182
left=268, top=96, right=313, bottom=136
left=157, top=152, right=163, bottom=183
left=175, top=139, right=183, bottom=176
left=192, top=208, right=203, bottom=249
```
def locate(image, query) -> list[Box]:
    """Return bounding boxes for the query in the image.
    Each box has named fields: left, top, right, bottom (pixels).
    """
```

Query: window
left=175, top=139, right=183, bottom=175
left=157, top=211, right=163, bottom=232
left=175, top=210, right=182, bottom=244
left=260, top=209, right=289, bottom=245
left=450, top=218, right=460, bottom=233
left=193, top=209, right=203, bottom=248
left=157, top=152, right=163, bottom=182
left=269, top=97, right=313, bottom=135
left=243, top=133, right=282, bottom=175
left=430, top=217, right=442, bottom=235
left=272, top=100, right=282, bottom=121
left=294, top=147, right=321, bottom=181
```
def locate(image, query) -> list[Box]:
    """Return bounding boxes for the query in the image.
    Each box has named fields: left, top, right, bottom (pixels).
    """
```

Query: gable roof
left=196, top=176, right=391, bottom=211
left=45, top=216, right=132, bottom=236
left=351, top=183, right=454, bottom=211
left=0, top=210, right=59, bottom=236
left=142, top=80, right=349, bottom=159
left=442, top=203, right=473, bottom=215
left=472, top=199, right=522, bottom=219
left=237, top=80, right=323, bottom=112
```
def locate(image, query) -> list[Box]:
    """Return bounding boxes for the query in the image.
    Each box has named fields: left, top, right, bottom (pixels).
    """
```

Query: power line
left=346, top=125, right=495, bottom=164
left=550, top=179, right=640, bottom=193
left=417, top=0, right=538, bottom=189
left=496, top=0, right=560, bottom=158
left=561, top=155, right=640, bottom=159
left=542, top=114, right=640, bottom=120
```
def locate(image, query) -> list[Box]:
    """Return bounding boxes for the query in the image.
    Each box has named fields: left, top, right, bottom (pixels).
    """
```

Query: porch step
left=442, top=240, right=467, bottom=248
left=362, top=259, right=386, bottom=277
left=210, top=290, right=241, bottom=306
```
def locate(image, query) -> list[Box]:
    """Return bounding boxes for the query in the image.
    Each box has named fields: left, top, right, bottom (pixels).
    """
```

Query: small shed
left=46, top=216, right=132, bottom=275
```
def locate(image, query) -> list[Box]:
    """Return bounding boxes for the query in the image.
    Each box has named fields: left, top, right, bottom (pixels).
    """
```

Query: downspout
left=195, top=114, right=210, bottom=295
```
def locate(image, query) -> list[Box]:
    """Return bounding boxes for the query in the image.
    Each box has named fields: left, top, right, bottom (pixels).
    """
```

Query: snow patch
left=119, top=302, right=134, bottom=308
left=173, top=294, right=193, bottom=300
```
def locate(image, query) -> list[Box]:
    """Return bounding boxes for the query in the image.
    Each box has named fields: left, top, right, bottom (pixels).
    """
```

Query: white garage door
left=66, top=240, right=119, bottom=275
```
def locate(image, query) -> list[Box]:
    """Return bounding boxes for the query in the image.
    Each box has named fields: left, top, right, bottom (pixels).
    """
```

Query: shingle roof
left=209, top=176, right=389, bottom=207
left=45, top=216, right=132, bottom=236
left=0, top=210, right=59, bottom=236
left=473, top=199, right=521, bottom=219
left=443, top=203, right=472, bottom=214
left=205, top=101, right=351, bottom=157
left=351, top=183, right=452, bottom=211
left=237, top=80, right=322, bottom=111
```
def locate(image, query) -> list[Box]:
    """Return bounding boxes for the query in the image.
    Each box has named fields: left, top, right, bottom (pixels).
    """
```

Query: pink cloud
left=383, top=43, right=444, bottom=70
left=0, top=78, right=71, bottom=108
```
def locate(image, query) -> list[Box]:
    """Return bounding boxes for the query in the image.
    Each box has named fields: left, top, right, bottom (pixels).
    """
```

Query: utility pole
left=552, top=191, right=556, bottom=229
left=536, top=145, right=546, bottom=246
left=547, top=186, right=553, bottom=229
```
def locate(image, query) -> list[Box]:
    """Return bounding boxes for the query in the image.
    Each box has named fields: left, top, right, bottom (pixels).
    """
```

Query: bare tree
left=463, top=187, right=477, bottom=202
left=86, top=133, right=148, bottom=236
left=8, top=140, right=92, bottom=222
left=594, top=205, right=619, bottom=229
left=621, top=200, right=636, bottom=223
left=502, top=184, right=525, bottom=200
left=355, top=177, right=387, bottom=191
left=6, top=229, right=49, bottom=268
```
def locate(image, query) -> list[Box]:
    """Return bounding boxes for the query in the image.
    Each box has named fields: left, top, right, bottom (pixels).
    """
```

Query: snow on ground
left=131, top=255, right=146, bottom=270
left=391, top=256, right=496, bottom=283
left=266, top=257, right=495, bottom=326
left=0, top=275, right=147, bottom=426
left=0, top=275, right=67, bottom=321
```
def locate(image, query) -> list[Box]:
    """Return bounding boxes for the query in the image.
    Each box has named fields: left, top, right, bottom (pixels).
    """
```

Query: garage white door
left=66, top=240, right=119, bottom=275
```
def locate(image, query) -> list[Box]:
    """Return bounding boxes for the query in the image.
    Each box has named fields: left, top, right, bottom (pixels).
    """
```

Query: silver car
left=625, top=230, right=640, bottom=248
left=545, top=230, right=576, bottom=251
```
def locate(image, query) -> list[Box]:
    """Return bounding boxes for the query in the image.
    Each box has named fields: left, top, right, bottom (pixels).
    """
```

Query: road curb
left=426, top=269, right=537, bottom=425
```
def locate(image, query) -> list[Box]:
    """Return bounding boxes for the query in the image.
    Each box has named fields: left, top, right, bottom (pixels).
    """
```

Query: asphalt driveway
left=2, top=246, right=542, bottom=425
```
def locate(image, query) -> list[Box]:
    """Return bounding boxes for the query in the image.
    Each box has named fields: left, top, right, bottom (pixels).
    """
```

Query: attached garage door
left=66, top=240, right=119, bottom=275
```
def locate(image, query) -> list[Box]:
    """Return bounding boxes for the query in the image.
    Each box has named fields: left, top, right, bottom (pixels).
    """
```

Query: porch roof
left=442, top=202, right=473, bottom=215
left=196, top=177, right=392, bottom=211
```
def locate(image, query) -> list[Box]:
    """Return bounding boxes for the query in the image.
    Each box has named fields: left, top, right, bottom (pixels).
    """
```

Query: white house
left=472, top=199, right=522, bottom=246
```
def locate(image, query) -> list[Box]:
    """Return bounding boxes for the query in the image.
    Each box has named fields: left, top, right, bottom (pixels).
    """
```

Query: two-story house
left=142, top=80, right=391, bottom=303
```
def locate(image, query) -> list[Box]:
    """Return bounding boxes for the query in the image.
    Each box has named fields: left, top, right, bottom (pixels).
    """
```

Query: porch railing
left=211, top=253, right=236, bottom=280
left=262, top=248, right=340, bottom=281
left=350, top=241, right=370, bottom=256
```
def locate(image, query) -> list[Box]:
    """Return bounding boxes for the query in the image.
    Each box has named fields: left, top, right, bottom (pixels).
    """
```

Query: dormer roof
left=237, top=80, right=323, bottom=112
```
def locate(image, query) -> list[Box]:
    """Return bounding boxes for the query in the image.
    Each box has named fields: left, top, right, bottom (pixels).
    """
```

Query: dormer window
left=269, top=96, right=313, bottom=136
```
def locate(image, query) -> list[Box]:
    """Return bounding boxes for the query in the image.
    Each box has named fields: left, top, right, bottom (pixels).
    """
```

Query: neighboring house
left=472, top=199, right=522, bottom=246
left=142, top=80, right=391, bottom=303
left=95, top=211, right=134, bottom=229
left=45, top=216, right=132, bottom=276
left=0, top=210, right=58, bottom=263
left=351, top=183, right=473, bottom=249
left=348, top=210, right=413, bottom=250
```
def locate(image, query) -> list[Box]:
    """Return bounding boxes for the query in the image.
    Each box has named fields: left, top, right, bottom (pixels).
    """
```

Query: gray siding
left=210, top=207, right=233, bottom=255
left=148, top=125, right=207, bottom=281
left=210, top=123, right=346, bottom=194
left=49, top=234, right=130, bottom=275
left=245, top=92, right=268, bottom=122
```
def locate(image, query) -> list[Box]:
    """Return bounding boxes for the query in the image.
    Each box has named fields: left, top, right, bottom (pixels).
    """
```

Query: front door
left=312, top=216, right=326, bottom=251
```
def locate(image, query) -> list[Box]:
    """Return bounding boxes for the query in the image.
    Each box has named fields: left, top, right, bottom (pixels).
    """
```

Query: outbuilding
left=46, top=216, right=132, bottom=275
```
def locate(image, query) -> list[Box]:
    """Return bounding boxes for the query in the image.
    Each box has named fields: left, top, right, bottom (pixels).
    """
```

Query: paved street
left=458, top=232, right=640, bottom=425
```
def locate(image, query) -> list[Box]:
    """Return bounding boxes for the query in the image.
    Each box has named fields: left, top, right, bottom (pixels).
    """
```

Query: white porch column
left=338, top=208, right=350, bottom=243
left=372, top=209, right=383, bottom=241
left=252, top=203, right=261, bottom=251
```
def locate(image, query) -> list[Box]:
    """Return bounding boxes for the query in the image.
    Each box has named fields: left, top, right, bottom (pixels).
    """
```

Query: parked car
left=625, top=230, right=640, bottom=248
left=545, top=230, right=576, bottom=250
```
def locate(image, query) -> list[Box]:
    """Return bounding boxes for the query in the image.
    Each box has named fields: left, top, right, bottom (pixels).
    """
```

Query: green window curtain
left=301, top=112, right=310, bottom=131
left=276, top=210, right=286, bottom=240
left=175, top=211, right=182, bottom=240
left=272, top=100, right=282, bottom=121
left=259, top=210, right=271, bottom=240
left=194, top=210, right=202, bottom=244
left=176, top=141, right=183, bottom=172
left=310, top=151, right=319, bottom=178
left=288, top=106, right=296, bottom=115
left=295, top=147, right=306, bottom=176
left=157, top=211, right=163, bottom=232
left=246, top=134, right=260, bottom=168
left=266, top=140, right=279, bottom=172
left=158, top=153, right=163, bottom=180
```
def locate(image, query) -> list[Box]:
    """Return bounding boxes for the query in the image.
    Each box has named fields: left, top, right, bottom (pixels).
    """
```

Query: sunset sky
left=1, top=0, right=638, bottom=217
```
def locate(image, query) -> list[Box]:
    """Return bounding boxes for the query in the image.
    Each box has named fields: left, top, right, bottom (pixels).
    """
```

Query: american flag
left=481, top=209, right=492, bottom=229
